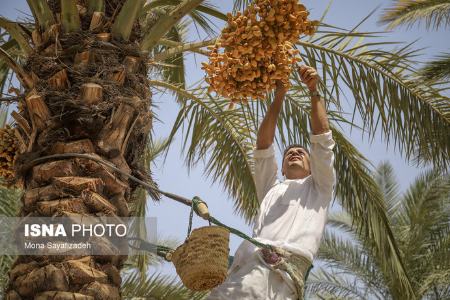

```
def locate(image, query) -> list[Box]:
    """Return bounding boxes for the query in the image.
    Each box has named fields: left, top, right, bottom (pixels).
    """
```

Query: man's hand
left=299, top=65, right=329, bottom=134
left=275, top=80, right=288, bottom=98
left=298, top=65, right=319, bottom=92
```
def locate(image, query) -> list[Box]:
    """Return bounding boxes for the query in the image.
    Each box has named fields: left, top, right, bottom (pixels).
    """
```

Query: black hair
left=282, top=144, right=309, bottom=159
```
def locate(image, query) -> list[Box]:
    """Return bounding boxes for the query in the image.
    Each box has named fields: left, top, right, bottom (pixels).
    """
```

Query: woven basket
left=172, top=226, right=230, bottom=291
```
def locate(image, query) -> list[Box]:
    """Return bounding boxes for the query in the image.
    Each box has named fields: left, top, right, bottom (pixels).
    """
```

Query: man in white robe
left=207, top=65, right=335, bottom=300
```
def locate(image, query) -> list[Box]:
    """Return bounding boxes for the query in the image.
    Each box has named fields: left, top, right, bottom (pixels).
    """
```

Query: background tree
left=306, top=162, right=450, bottom=299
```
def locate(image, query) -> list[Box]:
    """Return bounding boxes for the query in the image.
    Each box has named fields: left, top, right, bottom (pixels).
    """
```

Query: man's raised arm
left=256, top=80, right=287, bottom=149
left=253, top=81, right=287, bottom=203
left=298, top=65, right=335, bottom=192
left=298, top=65, right=329, bottom=134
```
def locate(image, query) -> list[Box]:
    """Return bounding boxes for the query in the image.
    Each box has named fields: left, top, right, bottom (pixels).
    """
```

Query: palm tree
left=306, top=162, right=450, bottom=299
left=0, top=1, right=449, bottom=299
left=0, top=0, right=225, bottom=299
left=379, top=0, right=450, bottom=81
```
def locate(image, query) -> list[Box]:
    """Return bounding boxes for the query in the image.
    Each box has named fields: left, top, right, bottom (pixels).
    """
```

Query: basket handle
left=186, top=196, right=211, bottom=239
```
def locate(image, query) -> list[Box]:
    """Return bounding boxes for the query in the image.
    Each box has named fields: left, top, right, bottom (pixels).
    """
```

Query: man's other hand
left=298, top=65, right=319, bottom=92
left=275, top=80, right=288, bottom=98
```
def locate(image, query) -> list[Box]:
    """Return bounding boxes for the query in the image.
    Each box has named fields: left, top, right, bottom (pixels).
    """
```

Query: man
left=207, top=65, right=335, bottom=299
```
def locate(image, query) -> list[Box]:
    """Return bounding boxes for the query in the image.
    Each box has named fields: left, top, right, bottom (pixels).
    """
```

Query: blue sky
left=1, top=0, right=449, bottom=278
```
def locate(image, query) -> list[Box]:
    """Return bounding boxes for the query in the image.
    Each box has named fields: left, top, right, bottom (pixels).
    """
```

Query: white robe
left=207, top=131, right=335, bottom=299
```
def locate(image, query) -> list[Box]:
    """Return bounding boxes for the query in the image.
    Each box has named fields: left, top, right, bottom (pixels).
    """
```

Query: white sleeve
left=253, top=145, right=278, bottom=204
left=310, top=131, right=336, bottom=193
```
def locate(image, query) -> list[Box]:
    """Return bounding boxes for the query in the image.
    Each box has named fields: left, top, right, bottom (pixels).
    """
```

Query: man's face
left=282, top=147, right=311, bottom=179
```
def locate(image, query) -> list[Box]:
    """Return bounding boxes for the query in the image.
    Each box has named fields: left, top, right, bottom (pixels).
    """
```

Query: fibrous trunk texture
left=6, top=1, right=152, bottom=299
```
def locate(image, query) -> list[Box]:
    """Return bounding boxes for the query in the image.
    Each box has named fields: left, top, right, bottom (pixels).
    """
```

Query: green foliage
left=142, top=0, right=226, bottom=36
left=155, top=82, right=258, bottom=221
left=87, top=0, right=105, bottom=14
left=140, top=0, right=206, bottom=51
left=307, top=162, right=450, bottom=299
left=122, top=272, right=207, bottom=300
left=420, top=53, right=450, bottom=82
left=60, top=0, right=81, bottom=33
left=297, top=26, right=450, bottom=170
left=111, top=0, right=146, bottom=41
left=26, top=0, right=55, bottom=31
left=379, top=0, right=450, bottom=30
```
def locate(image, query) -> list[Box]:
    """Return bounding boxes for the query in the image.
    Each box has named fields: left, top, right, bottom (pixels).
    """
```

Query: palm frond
left=397, top=170, right=450, bottom=273
left=26, top=0, right=55, bottom=31
left=319, top=231, right=386, bottom=293
left=153, top=39, right=214, bottom=62
left=326, top=211, right=356, bottom=233
left=188, top=4, right=220, bottom=37
left=418, top=269, right=450, bottom=298
left=330, top=126, right=415, bottom=298
left=140, top=0, right=205, bottom=51
left=306, top=268, right=369, bottom=300
left=0, top=186, right=21, bottom=217
left=143, top=0, right=226, bottom=36
left=0, top=39, right=19, bottom=96
left=374, top=162, right=401, bottom=216
left=147, top=137, right=171, bottom=163
left=0, top=255, right=15, bottom=296
left=87, top=0, right=105, bottom=14
left=121, top=271, right=207, bottom=300
left=296, top=28, right=450, bottom=170
left=0, top=46, right=33, bottom=89
left=60, top=0, right=81, bottom=33
left=111, top=0, right=146, bottom=41
left=0, top=17, right=32, bottom=55
left=379, top=0, right=450, bottom=30
left=156, top=20, right=189, bottom=103
left=419, top=53, right=450, bottom=82
left=232, top=0, right=252, bottom=13
left=153, top=82, right=259, bottom=222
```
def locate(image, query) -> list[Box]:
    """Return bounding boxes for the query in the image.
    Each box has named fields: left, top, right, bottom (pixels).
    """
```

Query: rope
left=187, top=198, right=194, bottom=239
left=29, top=153, right=274, bottom=250
left=209, top=216, right=271, bottom=250
left=30, top=153, right=304, bottom=269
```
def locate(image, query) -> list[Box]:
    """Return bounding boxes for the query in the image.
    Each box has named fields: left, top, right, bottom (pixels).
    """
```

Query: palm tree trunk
left=5, top=1, right=152, bottom=299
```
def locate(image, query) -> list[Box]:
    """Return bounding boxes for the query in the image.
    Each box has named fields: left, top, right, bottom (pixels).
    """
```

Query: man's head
left=281, top=144, right=311, bottom=179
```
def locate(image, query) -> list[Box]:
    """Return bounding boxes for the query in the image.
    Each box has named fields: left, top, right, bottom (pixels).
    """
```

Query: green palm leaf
left=379, top=0, right=450, bottom=30
left=162, top=22, right=188, bottom=101
left=419, top=53, right=450, bottom=81
left=296, top=27, right=450, bottom=170
left=374, top=162, right=401, bottom=215
left=164, top=86, right=258, bottom=221
left=121, top=272, right=207, bottom=300
left=310, top=162, right=450, bottom=298
left=306, top=268, right=370, bottom=299
left=143, top=0, right=226, bottom=36
left=140, top=0, right=206, bottom=51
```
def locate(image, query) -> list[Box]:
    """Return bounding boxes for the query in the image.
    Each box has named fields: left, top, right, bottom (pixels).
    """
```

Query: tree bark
left=6, top=1, right=153, bottom=299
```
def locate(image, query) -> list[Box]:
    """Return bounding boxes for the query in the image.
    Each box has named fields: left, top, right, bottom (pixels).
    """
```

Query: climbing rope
left=30, top=153, right=312, bottom=287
